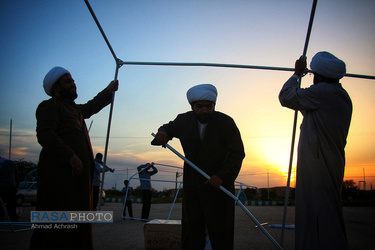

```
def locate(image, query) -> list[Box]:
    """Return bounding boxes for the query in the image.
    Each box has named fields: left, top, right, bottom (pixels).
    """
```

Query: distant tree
left=159, top=188, right=174, bottom=198
left=342, top=179, right=358, bottom=200
left=151, top=188, right=160, bottom=198
left=260, top=189, right=268, bottom=200
left=343, top=179, right=357, bottom=189
left=105, top=189, right=123, bottom=198
left=14, top=159, right=37, bottom=183
left=269, top=189, right=277, bottom=199
left=244, top=187, right=257, bottom=200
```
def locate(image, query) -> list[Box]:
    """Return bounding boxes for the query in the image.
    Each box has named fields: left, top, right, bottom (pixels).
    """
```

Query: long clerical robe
left=158, top=111, right=245, bottom=250
left=279, top=75, right=352, bottom=250
left=30, top=89, right=113, bottom=250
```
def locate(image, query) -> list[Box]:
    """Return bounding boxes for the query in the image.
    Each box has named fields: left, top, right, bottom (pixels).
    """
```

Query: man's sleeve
left=78, top=88, right=113, bottom=119
left=150, top=166, right=158, bottom=176
left=158, top=114, right=186, bottom=140
left=279, top=75, right=321, bottom=111
left=36, top=100, right=75, bottom=162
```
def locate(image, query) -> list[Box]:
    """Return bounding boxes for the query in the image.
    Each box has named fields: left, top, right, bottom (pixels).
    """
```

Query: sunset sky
left=1, top=0, right=374, bottom=191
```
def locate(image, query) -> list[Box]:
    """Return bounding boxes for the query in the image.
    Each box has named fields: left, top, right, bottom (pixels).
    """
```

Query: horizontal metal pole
left=235, top=181, right=258, bottom=190
left=344, top=73, right=375, bottom=80
left=119, top=61, right=375, bottom=80
left=153, top=162, right=184, bottom=169
left=120, top=60, right=294, bottom=72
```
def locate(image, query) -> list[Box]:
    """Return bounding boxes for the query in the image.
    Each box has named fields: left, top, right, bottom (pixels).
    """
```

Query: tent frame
left=83, top=0, right=374, bottom=248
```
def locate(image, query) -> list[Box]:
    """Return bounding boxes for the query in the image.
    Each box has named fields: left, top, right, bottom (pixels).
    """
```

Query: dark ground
left=0, top=202, right=374, bottom=249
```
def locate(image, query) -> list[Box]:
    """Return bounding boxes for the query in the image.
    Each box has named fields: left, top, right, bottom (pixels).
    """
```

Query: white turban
left=310, top=51, right=346, bottom=80
left=43, top=66, right=70, bottom=96
left=187, top=84, right=218, bottom=104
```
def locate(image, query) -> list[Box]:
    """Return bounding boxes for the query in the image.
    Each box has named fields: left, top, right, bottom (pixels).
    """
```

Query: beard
left=60, top=86, right=78, bottom=100
left=195, top=112, right=213, bottom=124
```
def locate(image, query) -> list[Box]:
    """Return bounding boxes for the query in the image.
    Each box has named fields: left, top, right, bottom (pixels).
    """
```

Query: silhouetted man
left=279, top=52, right=352, bottom=249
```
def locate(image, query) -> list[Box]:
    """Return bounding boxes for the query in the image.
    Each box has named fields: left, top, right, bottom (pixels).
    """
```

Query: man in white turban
left=152, top=84, right=245, bottom=250
left=31, top=67, right=119, bottom=250
left=279, top=52, right=352, bottom=250
left=186, top=83, right=218, bottom=104
left=43, top=66, right=71, bottom=96
left=310, top=51, right=346, bottom=80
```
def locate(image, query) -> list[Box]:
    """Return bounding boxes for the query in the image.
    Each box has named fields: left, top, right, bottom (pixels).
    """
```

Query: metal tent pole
left=88, top=120, right=93, bottom=133
left=119, top=60, right=295, bottom=72
left=84, top=0, right=120, bottom=211
left=344, top=73, right=375, bottom=80
left=151, top=133, right=283, bottom=250
left=83, top=0, right=375, bottom=221
left=280, top=0, right=318, bottom=247
left=84, top=0, right=117, bottom=61
left=98, top=65, right=119, bottom=212
left=117, top=60, right=375, bottom=80
left=9, top=119, right=12, bottom=160
left=153, top=163, right=183, bottom=169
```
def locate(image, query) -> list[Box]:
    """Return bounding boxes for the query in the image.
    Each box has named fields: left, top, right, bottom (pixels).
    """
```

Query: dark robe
left=279, top=76, right=352, bottom=250
left=30, top=89, right=113, bottom=250
left=158, top=111, right=245, bottom=250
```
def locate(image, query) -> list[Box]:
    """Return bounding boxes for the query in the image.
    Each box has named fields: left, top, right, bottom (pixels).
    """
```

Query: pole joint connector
left=116, top=58, right=124, bottom=68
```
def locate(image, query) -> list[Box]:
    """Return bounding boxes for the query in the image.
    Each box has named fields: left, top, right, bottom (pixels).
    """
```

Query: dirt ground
left=1, top=202, right=374, bottom=249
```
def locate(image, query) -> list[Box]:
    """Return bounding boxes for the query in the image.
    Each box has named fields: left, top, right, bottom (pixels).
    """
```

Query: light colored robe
left=279, top=75, right=352, bottom=250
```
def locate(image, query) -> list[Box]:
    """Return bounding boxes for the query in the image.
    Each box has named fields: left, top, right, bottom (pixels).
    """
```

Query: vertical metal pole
left=98, top=64, right=120, bottom=211
left=280, top=0, right=318, bottom=247
left=267, top=169, right=270, bottom=199
left=88, top=120, right=93, bottom=133
left=9, top=119, right=12, bottom=160
left=363, top=168, right=366, bottom=190
left=84, top=0, right=122, bottom=211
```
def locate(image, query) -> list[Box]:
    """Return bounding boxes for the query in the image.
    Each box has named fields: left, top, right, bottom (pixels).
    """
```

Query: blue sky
left=1, top=0, right=374, bottom=191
